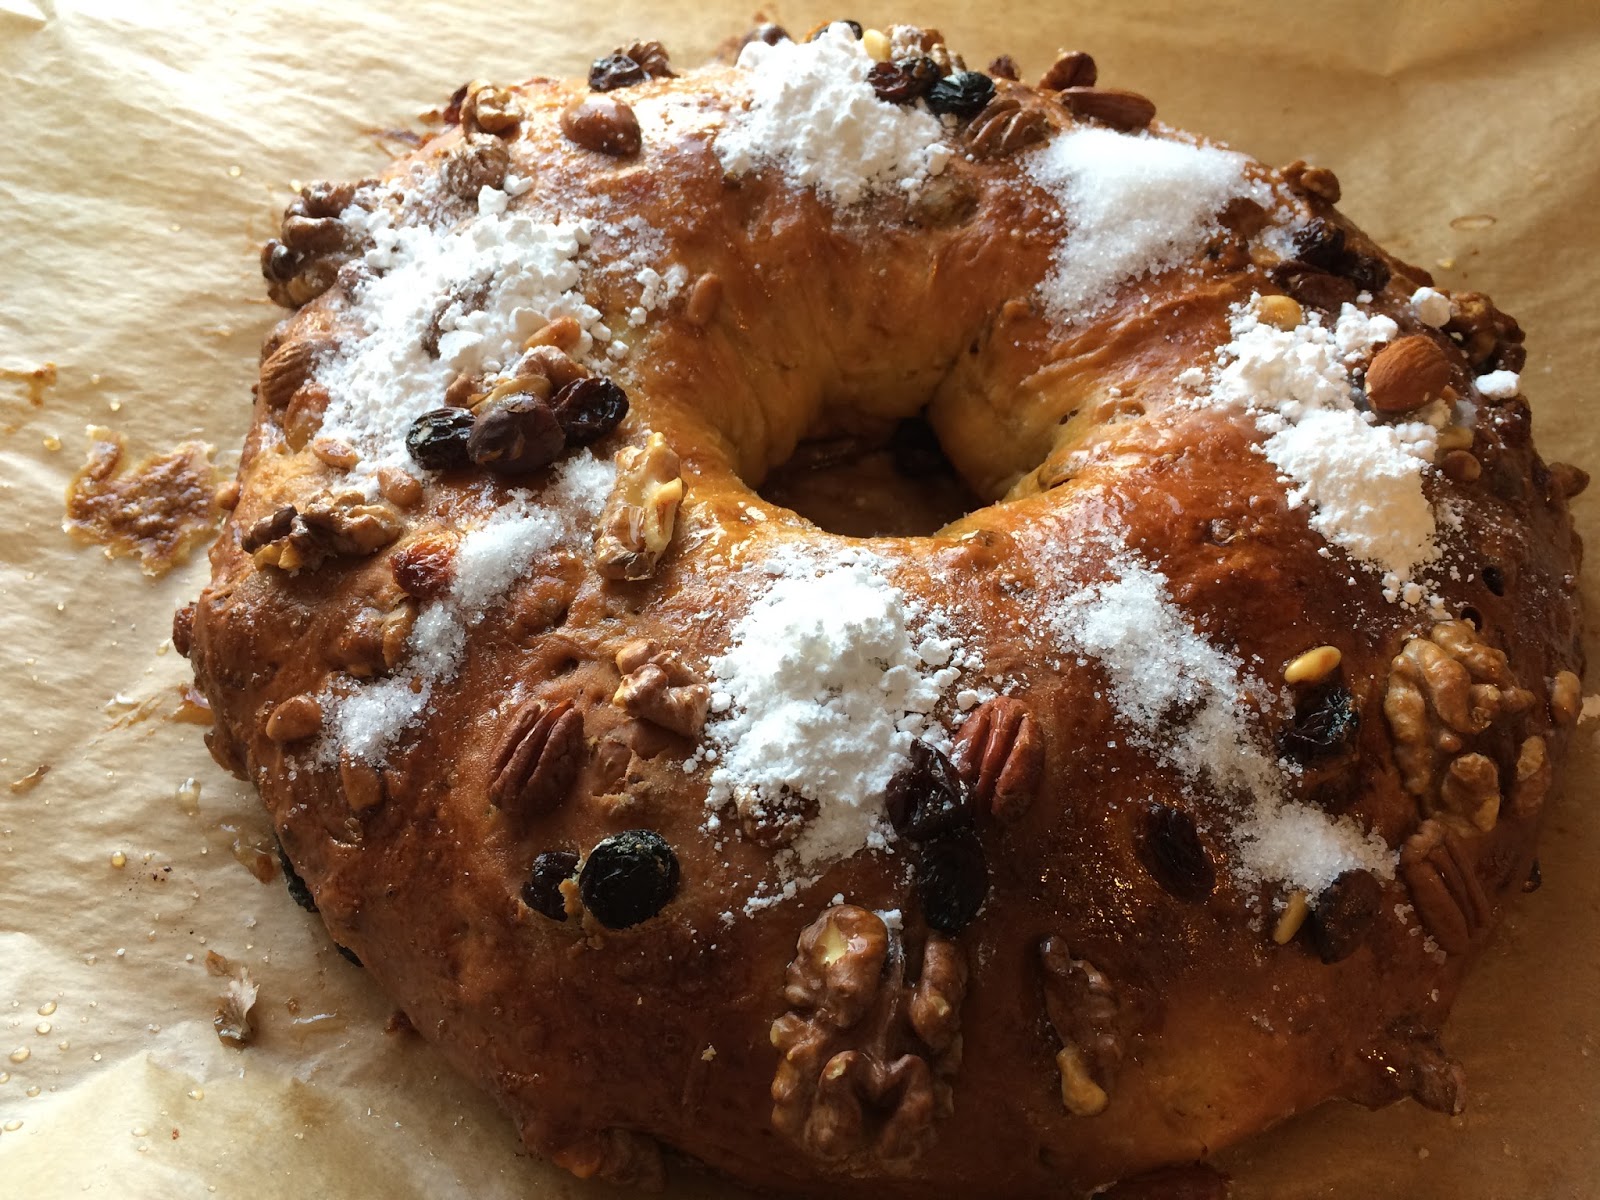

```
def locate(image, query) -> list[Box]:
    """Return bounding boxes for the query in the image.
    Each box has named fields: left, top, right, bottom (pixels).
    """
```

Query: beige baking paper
left=1, top=1, right=1597, bottom=1197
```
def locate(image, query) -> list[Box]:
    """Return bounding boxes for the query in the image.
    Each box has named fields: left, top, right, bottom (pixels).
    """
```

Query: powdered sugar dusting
left=320, top=453, right=615, bottom=765
left=700, top=548, right=976, bottom=870
left=1183, top=298, right=1441, bottom=591
left=715, top=23, right=952, bottom=206
left=1053, top=551, right=1393, bottom=893
left=1026, top=127, right=1270, bottom=320
left=316, top=204, right=610, bottom=487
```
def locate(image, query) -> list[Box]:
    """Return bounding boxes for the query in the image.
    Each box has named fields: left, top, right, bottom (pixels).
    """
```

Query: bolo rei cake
left=179, top=20, right=1587, bottom=1198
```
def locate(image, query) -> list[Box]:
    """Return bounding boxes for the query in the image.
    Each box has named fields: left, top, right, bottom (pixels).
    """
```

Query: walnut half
left=594, top=433, right=684, bottom=581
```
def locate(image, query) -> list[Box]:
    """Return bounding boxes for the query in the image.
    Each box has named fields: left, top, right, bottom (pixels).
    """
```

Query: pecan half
left=489, top=698, right=585, bottom=817
left=1399, top=819, right=1489, bottom=955
left=595, top=433, right=685, bottom=581
left=771, top=906, right=965, bottom=1165
left=965, top=95, right=1051, bottom=158
left=950, top=696, right=1044, bottom=820
left=1038, top=50, right=1096, bottom=90
left=612, top=638, right=709, bottom=738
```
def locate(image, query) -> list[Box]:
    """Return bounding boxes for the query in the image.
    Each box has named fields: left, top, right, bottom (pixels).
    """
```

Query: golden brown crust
left=185, top=27, right=1584, bottom=1199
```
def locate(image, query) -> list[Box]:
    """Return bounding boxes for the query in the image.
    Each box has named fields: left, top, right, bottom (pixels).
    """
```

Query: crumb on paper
left=1, top=360, right=56, bottom=406
left=63, top=426, right=222, bottom=577
left=208, top=950, right=259, bottom=1049
left=7, top=764, right=50, bottom=794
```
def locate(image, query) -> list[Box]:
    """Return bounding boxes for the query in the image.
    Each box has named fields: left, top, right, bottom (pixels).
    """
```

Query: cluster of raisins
left=523, top=830, right=680, bottom=930
left=405, top=377, right=628, bottom=477
left=885, top=741, right=989, bottom=933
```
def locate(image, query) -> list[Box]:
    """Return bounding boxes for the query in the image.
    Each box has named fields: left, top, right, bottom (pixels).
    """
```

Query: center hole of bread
left=757, top=413, right=982, bottom=538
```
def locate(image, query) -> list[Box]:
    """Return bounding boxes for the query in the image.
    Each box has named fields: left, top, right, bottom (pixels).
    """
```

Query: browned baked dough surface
left=184, top=24, right=1585, bottom=1198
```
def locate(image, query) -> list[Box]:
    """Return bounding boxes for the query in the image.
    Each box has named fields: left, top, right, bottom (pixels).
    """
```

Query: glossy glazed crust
left=186, top=57, right=1585, bottom=1199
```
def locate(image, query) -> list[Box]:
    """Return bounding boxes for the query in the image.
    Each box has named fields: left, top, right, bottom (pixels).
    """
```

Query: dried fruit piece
left=406, top=408, right=476, bottom=471
left=866, top=56, right=941, bottom=105
left=1307, top=868, right=1383, bottom=963
left=1059, top=86, right=1156, bottom=131
left=915, top=827, right=988, bottom=933
left=924, top=70, right=994, bottom=118
left=589, top=53, right=646, bottom=91
left=578, top=829, right=680, bottom=929
left=1365, top=335, right=1453, bottom=414
left=551, top=377, right=629, bottom=445
left=950, top=695, right=1044, bottom=820
left=391, top=536, right=455, bottom=600
left=1137, top=805, right=1214, bottom=902
left=560, top=96, right=643, bottom=157
left=885, top=741, right=974, bottom=839
left=1039, top=50, right=1097, bottom=90
left=595, top=433, right=685, bottom=580
left=489, top=698, right=585, bottom=816
left=523, top=850, right=580, bottom=920
left=1279, top=683, right=1359, bottom=763
left=468, top=396, right=566, bottom=475
left=276, top=840, right=318, bottom=913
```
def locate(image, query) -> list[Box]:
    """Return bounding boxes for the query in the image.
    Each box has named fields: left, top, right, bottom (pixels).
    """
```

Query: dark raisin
left=1522, top=858, right=1542, bottom=893
left=808, top=19, right=862, bottom=40
left=867, top=57, right=942, bottom=105
left=925, top=71, right=996, bottom=119
left=915, top=827, right=988, bottom=934
left=1344, top=252, right=1391, bottom=293
left=276, top=840, right=318, bottom=913
left=1292, top=218, right=1346, bottom=271
left=1279, top=683, right=1359, bottom=763
left=885, top=741, right=974, bottom=840
left=1138, top=805, right=1215, bottom=903
left=578, top=829, right=680, bottom=929
left=405, top=407, right=476, bottom=471
left=172, top=602, right=196, bottom=659
left=1308, top=868, right=1383, bottom=963
left=443, top=82, right=470, bottom=126
left=889, top=415, right=951, bottom=478
left=260, top=239, right=297, bottom=283
left=589, top=52, right=646, bottom=92
left=467, top=396, right=566, bottom=475
left=334, top=942, right=364, bottom=967
left=1481, top=564, right=1506, bottom=595
left=1270, top=260, right=1358, bottom=311
left=744, top=23, right=789, bottom=47
left=523, top=850, right=580, bottom=920
left=1459, top=606, right=1483, bottom=631
left=551, top=377, right=629, bottom=445
left=987, top=54, right=1021, bottom=81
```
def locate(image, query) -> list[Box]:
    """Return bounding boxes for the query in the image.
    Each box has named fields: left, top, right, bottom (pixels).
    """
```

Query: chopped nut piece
left=1435, top=424, right=1475, bottom=452
left=1440, top=449, right=1481, bottom=483
left=685, top=272, right=723, bottom=327
left=1549, top=670, right=1582, bottom=725
left=444, top=132, right=511, bottom=198
left=376, top=466, right=424, bottom=509
left=265, top=694, right=323, bottom=742
left=525, top=316, right=585, bottom=353
left=1272, top=890, right=1309, bottom=944
left=310, top=436, right=359, bottom=470
left=1281, top=159, right=1342, bottom=203
left=247, top=491, right=404, bottom=572
left=613, top=639, right=710, bottom=739
left=1056, top=1044, right=1109, bottom=1117
left=379, top=602, right=417, bottom=671
left=461, top=81, right=521, bottom=136
left=339, top=752, right=384, bottom=812
left=1254, top=293, right=1303, bottom=331
left=1284, top=645, right=1341, bottom=685
left=282, top=382, right=330, bottom=450
left=861, top=28, right=891, bottom=61
left=1510, top=735, right=1551, bottom=819
left=595, top=433, right=685, bottom=580
left=1039, top=50, right=1097, bottom=90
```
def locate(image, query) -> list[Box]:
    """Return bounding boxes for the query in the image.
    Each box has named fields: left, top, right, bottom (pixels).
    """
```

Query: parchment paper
left=2, top=2, right=1596, bottom=1197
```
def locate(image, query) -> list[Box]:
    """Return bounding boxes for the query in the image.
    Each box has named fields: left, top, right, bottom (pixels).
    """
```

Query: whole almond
left=1059, top=86, right=1156, bottom=132
left=560, top=95, right=642, bottom=157
left=258, top=338, right=327, bottom=410
left=1365, top=335, right=1452, bottom=413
